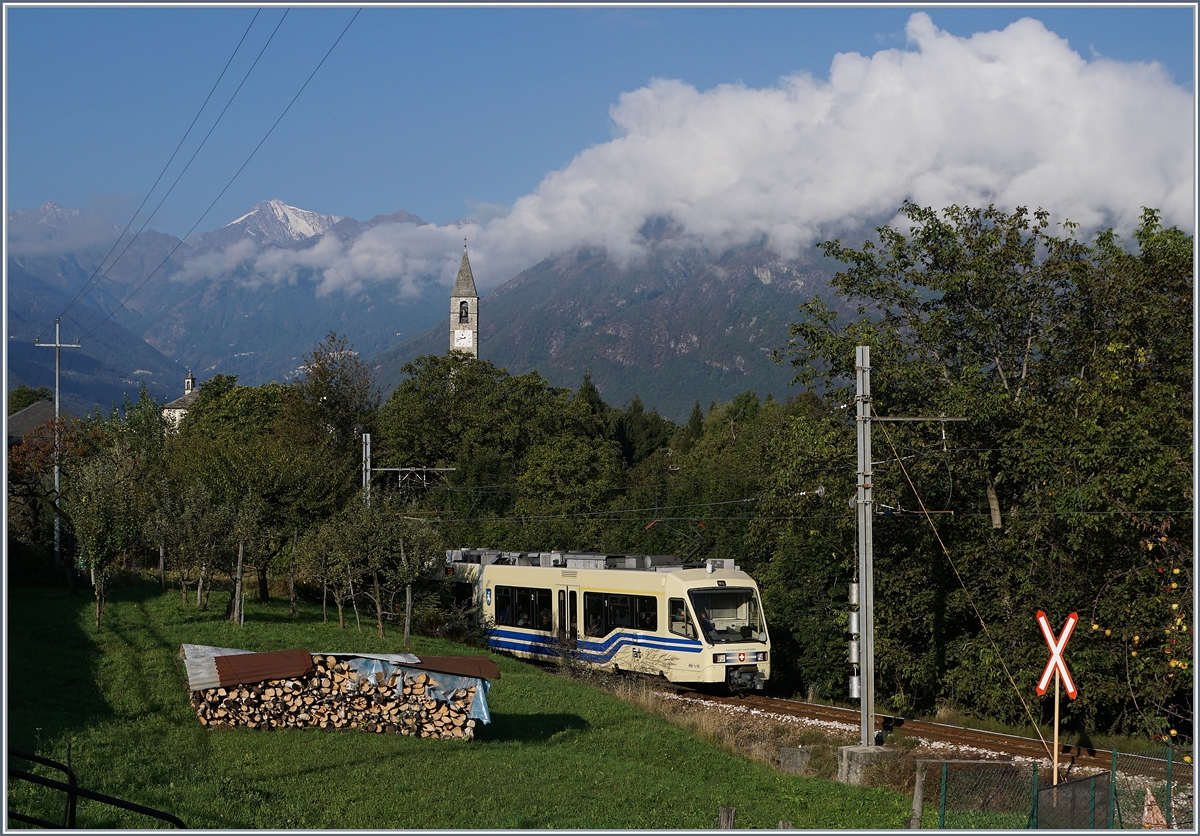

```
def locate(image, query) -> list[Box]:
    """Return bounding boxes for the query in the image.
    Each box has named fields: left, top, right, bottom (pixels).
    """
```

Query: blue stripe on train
left=487, top=628, right=703, bottom=662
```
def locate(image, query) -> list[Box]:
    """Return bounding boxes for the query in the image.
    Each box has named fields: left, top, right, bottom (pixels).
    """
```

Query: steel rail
left=671, top=690, right=1191, bottom=783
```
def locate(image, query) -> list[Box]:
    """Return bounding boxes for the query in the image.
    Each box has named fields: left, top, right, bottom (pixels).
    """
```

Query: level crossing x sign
left=1036, top=610, right=1078, bottom=700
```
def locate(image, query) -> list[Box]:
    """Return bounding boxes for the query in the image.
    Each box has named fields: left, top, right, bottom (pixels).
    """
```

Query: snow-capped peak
left=224, top=199, right=344, bottom=243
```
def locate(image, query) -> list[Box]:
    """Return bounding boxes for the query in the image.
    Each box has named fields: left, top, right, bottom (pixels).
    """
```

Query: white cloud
left=231, top=13, right=1195, bottom=295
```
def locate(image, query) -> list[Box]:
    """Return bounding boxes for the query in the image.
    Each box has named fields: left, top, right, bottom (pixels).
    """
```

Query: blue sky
left=5, top=4, right=1195, bottom=246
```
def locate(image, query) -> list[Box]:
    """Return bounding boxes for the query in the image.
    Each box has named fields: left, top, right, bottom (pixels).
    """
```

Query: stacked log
left=189, top=655, right=477, bottom=739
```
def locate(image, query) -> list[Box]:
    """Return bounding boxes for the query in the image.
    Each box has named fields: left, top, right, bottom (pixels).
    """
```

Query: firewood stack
left=188, top=654, right=478, bottom=739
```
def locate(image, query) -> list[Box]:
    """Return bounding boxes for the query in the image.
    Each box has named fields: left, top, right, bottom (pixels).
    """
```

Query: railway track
left=671, top=689, right=1173, bottom=778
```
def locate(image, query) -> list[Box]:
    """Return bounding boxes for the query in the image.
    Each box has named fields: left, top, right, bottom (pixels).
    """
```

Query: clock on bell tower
left=449, top=241, right=479, bottom=358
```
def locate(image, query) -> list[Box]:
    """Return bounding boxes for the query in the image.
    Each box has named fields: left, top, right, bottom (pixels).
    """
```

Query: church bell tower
left=450, top=242, right=479, bottom=358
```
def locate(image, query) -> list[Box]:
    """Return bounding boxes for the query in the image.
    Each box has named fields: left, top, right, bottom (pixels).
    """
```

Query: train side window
left=453, top=582, right=474, bottom=609
left=557, top=590, right=566, bottom=634
left=583, top=592, right=606, bottom=637
left=669, top=597, right=694, bottom=638
left=515, top=589, right=533, bottom=627
left=496, top=586, right=514, bottom=627
left=636, top=595, right=658, bottom=632
left=608, top=594, right=633, bottom=631
left=536, top=589, right=552, bottom=630
left=569, top=591, right=578, bottom=639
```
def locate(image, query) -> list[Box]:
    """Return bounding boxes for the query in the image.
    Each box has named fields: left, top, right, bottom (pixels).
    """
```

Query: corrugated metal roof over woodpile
left=213, top=649, right=314, bottom=688
left=180, top=645, right=499, bottom=692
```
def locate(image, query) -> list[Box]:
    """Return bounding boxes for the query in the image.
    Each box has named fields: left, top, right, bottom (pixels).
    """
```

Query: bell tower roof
left=452, top=243, right=478, bottom=298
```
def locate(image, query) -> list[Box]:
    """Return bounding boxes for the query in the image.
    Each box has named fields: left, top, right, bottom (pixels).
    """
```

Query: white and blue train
left=445, top=549, right=771, bottom=689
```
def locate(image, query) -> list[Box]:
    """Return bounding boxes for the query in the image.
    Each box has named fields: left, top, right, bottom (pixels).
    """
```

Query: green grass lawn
left=7, top=582, right=914, bottom=829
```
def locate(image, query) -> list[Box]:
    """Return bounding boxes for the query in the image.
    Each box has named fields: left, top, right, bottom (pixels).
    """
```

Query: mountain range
left=7, top=199, right=841, bottom=420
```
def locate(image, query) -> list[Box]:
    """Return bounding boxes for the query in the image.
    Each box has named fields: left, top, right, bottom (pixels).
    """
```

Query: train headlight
left=713, top=653, right=726, bottom=663
left=756, top=651, right=768, bottom=662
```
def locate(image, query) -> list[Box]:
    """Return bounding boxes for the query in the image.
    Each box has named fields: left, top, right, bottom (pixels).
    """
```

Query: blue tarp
left=342, top=657, right=492, bottom=724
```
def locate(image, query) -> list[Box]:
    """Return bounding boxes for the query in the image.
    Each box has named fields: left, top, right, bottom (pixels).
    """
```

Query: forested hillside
left=8, top=204, right=1191, bottom=742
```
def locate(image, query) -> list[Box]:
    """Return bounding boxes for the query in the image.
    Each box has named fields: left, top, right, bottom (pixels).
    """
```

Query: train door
left=556, top=586, right=579, bottom=641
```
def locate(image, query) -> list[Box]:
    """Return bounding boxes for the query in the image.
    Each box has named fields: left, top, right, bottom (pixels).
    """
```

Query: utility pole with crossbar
left=34, top=318, right=80, bottom=581
left=854, top=345, right=966, bottom=747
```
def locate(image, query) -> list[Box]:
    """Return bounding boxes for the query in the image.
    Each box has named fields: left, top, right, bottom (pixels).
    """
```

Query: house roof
left=451, top=247, right=478, bottom=298
left=6, top=400, right=77, bottom=447
left=164, top=389, right=200, bottom=411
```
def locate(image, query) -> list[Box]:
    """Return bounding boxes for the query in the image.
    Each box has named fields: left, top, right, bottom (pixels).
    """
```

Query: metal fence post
left=1029, top=763, right=1039, bottom=829
left=1108, top=748, right=1117, bottom=828
left=1165, top=742, right=1173, bottom=828
left=938, top=763, right=948, bottom=829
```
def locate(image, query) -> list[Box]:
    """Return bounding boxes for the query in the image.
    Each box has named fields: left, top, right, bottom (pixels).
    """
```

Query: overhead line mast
left=34, top=319, right=81, bottom=582
left=853, top=346, right=965, bottom=747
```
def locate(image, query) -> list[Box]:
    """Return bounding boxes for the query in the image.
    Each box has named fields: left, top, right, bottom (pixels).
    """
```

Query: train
left=444, top=549, right=771, bottom=689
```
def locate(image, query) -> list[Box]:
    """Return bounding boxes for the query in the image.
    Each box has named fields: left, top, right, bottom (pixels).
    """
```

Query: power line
left=872, top=406, right=1055, bottom=761
left=81, top=8, right=362, bottom=341
left=51, top=8, right=265, bottom=329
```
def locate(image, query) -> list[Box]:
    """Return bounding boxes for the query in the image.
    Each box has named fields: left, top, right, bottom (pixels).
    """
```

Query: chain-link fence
left=912, top=760, right=1038, bottom=829
left=1036, top=772, right=1111, bottom=829
left=914, top=746, right=1194, bottom=830
left=1113, top=744, right=1194, bottom=830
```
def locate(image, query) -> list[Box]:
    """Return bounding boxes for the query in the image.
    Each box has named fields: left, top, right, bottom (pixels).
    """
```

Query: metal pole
left=54, top=318, right=61, bottom=569
left=1053, top=670, right=1060, bottom=785
left=1165, top=741, right=1173, bottom=828
left=856, top=345, right=875, bottom=746
left=34, top=318, right=80, bottom=574
left=1108, top=748, right=1117, bottom=828
left=362, top=432, right=371, bottom=506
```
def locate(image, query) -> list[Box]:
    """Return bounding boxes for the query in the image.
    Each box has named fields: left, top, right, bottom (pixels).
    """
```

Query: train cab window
left=495, top=585, right=551, bottom=629
left=687, top=588, right=766, bottom=644
left=668, top=597, right=695, bottom=638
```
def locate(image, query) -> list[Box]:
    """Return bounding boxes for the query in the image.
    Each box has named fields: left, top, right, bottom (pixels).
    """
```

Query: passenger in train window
left=640, top=610, right=655, bottom=630
left=586, top=615, right=603, bottom=637
left=669, top=602, right=689, bottom=636
left=517, top=612, right=529, bottom=627
left=698, top=608, right=715, bottom=639
left=539, top=609, right=551, bottom=630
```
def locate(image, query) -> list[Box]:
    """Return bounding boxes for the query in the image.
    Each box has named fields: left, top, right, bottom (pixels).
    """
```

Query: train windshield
left=688, top=588, right=766, bottom=645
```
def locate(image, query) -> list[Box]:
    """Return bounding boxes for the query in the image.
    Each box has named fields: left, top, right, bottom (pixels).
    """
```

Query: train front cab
left=673, top=574, right=770, bottom=690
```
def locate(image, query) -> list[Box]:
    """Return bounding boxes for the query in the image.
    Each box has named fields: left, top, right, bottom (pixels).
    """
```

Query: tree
left=7, top=385, right=53, bottom=415
left=172, top=376, right=344, bottom=622
left=773, top=203, right=1192, bottom=733
left=376, top=353, right=607, bottom=547
left=64, top=436, right=142, bottom=627
left=290, top=332, right=379, bottom=456
left=609, top=395, right=675, bottom=467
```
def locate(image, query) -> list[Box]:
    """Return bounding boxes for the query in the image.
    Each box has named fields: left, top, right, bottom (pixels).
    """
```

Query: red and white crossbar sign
left=1036, top=610, right=1078, bottom=699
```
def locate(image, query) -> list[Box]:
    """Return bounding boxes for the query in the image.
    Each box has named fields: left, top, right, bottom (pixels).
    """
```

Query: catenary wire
left=80, top=8, right=362, bottom=341
left=51, top=9, right=265, bottom=329
left=871, top=405, right=1056, bottom=762
left=58, top=8, right=292, bottom=385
